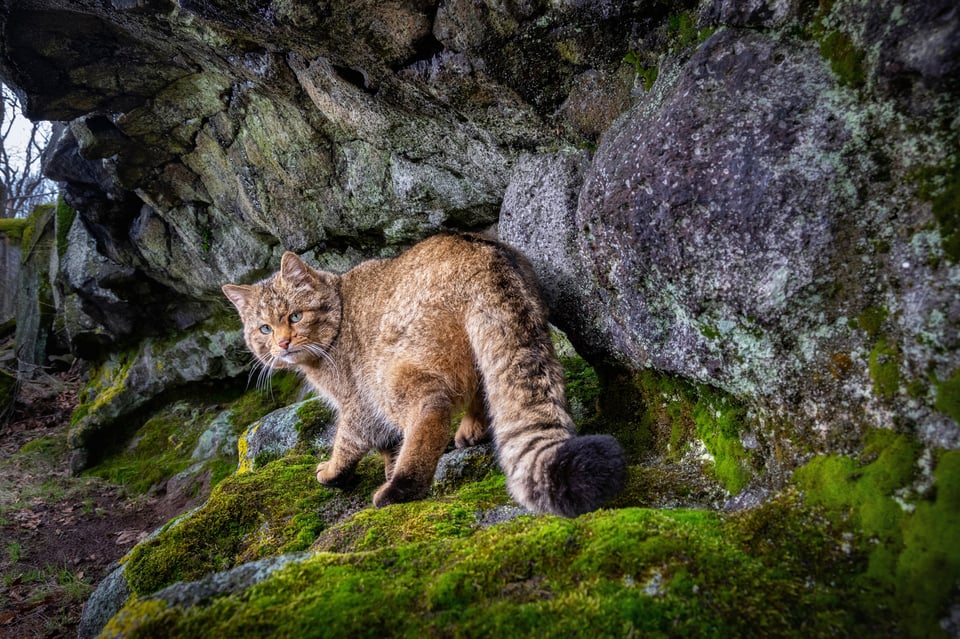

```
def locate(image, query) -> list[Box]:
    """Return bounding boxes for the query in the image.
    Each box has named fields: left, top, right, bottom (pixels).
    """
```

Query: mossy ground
left=96, top=355, right=959, bottom=638
left=105, top=496, right=897, bottom=639
left=794, top=431, right=960, bottom=639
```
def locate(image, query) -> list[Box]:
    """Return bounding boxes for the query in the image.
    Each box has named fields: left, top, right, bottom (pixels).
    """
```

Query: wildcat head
left=222, top=252, right=342, bottom=371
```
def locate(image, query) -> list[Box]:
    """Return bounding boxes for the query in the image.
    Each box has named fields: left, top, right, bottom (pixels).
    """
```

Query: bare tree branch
left=0, top=82, right=56, bottom=218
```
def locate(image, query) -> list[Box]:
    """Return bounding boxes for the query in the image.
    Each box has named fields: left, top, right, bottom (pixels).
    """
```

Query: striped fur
left=223, top=233, right=625, bottom=517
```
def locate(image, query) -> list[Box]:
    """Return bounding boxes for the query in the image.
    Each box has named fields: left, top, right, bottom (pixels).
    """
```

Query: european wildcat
left=222, top=233, right=625, bottom=517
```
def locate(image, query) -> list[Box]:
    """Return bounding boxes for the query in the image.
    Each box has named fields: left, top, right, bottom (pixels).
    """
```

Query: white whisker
left=303, top=342, right=341, bottom=383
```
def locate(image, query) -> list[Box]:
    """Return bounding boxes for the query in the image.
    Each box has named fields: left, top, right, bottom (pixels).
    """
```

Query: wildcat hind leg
left=454, top=387, right=490, bottom=448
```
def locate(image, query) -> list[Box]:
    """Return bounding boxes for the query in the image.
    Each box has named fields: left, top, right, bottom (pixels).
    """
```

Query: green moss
left=819, top=30, right=866, bottom=88
left=86, top=402, right=208, bottom=494
left=793, top=431, right=960, bottom=637
left=291, top=397, right=333, bottom=455
left=123, top=455, right=334, bottom=595
left=623, top=52, right=658, bottom=91
left=71, top=349, right=135, bottom=428
left=602, top=370, right=753, bottom=495
left=55, top=197, right=77, bottom=257
left=896, top=451, right=960, bottom=636
left=934, top=368, right=960, bottom=425
left=314, top=473, right=509, bottom=553
left=914, top=158, right=960, bottom=263
left=0, top=218, right=29, bottom=242
left=106, top=503, right=901, bottom=639
left=560, top=354, right=601, bottom=427
left=868, top=339, right=901, bottom=400
left=17, top=203, right=56, bottom=263
left=123, top=457, right=513, bottom=597
left=693, top=397, right=752, bottom=495
left=856, top=306, right=888, bottom=338
left=667, top=12, right=712, bottom=52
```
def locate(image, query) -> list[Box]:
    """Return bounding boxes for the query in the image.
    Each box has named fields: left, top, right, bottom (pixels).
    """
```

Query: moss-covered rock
left=13, top=203, right=58, bottom=372
left=237, top=397, right=334, bottom=473
left=83, top=425, right=959, bottom=639
left=0, top=218, right=29, bottom=242
left=67, top=315, right=264, bottom=471
left=77, top=345, right=960, bottom=639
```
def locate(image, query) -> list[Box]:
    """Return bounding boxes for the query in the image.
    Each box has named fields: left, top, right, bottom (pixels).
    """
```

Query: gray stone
left=432, top=443, right=497, bottom=495
left=192, top=410, right=238, bottom=461
left=151, top=552, right=311, bottom=609
left=77, top=564, right=131, bottom=639
left=237, top=397, right=335, bottom=471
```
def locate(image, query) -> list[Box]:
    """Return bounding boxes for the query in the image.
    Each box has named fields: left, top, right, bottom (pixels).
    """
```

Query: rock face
left=0, top=0, right=956, bottom=472
left=501, top=4, right=960, bottom=451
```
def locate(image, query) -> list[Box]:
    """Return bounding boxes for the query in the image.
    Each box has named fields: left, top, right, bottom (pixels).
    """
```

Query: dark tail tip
left=546, top=434, right=627, bottom=517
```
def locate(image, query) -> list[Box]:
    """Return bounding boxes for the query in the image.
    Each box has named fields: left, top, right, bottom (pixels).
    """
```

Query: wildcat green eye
left=259, top=324, right=272, bottom=335
left=289, top=312, right=303, bottom=323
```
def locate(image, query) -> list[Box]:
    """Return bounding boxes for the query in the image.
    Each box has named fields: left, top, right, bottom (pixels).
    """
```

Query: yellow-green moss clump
left=934, top=368, right=960, bottom=425
left=122, top=456, right=510, bottom=597
left=0, top=217, right=30, bottom=242
left=868, top=339, right=901, bottom=400
left=794, top=430, right=960, bottom=638
left=600, top=369, right=754, bottom=496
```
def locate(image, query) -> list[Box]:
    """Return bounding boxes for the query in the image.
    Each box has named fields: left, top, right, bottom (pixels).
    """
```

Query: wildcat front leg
left=373, top=384, right=453, bottom=507
left=316, top=419, right=368, bottom=488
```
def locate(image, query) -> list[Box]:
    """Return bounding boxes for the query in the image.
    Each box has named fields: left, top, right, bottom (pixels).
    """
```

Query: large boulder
left=502, top=4, right=960, bottom=453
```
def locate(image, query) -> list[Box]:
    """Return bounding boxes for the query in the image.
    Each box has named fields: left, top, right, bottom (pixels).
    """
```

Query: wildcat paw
left=372, top=477, right=428, bottom=508
left=315, top=461, right=357, bottom=488
left=454, top=415, right=490, bottom=448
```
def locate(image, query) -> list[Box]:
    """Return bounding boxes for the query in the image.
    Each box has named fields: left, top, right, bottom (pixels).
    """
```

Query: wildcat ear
left=222, top=284, right=255, bottom=314
left=280, top=252, right=316, bottom=287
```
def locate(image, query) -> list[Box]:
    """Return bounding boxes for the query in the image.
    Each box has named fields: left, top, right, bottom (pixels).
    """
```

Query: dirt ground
left=0, top=368, right=183, bottom=639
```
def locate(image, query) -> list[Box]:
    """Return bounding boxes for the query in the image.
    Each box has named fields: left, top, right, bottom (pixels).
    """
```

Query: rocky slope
left=0, top=0, right=958, bottom=636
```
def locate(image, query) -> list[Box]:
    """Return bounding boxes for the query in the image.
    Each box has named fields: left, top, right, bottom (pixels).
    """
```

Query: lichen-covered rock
left=237, top=397, right=334, bottom=472
left=503, top=8, right=960, bottom=454
left=1, top=0, right=667, bottom=333
left=68, top=320, right=249, bottom=471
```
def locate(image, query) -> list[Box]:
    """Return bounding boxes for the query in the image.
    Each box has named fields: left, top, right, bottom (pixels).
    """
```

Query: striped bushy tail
left=466, top=274, right=626, bottom=517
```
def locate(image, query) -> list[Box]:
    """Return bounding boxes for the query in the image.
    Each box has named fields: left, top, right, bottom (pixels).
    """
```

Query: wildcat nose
left=277, top=338, right=291, bottom=350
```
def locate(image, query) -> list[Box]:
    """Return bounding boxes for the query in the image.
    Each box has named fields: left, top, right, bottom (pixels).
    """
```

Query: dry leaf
left=115, top=529, right=147, bottom=545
